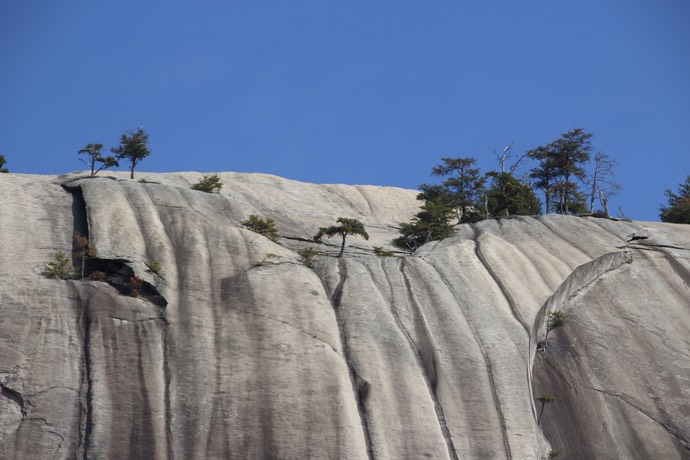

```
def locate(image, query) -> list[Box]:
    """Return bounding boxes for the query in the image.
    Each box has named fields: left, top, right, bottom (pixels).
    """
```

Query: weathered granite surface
left=0, top=171, right=688, bottom=459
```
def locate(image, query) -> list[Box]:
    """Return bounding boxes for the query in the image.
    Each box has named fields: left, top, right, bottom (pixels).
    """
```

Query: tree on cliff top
left=78, top=143, right=119, bottom=176
left=314, top=217, right=369, bottom=257
left=111, top=127, right=150, bottom=179
left=659, top=175, right=690, bottom=224
left=0, top=154, right=8, bottom=173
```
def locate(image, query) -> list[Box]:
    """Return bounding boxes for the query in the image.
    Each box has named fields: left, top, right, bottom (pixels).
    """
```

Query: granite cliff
left=0, top=171, right=688, bottom=459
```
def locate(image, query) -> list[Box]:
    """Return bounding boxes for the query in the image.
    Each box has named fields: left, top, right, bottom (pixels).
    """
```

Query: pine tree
left=314, top=217, right=369, bottom=257
left=78, top=143, right=119, bottom=176
left=659, top=175, right=690, bottom=224
left=111, top=127, right=150, bottom=179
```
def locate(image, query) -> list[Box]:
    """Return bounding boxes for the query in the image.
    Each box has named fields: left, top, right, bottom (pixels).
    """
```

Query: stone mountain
left=0, top=171, right=688, bottom=459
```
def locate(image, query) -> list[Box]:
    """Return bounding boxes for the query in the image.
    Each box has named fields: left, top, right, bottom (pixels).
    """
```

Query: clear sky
left=1, top=1, right=688, bottom=221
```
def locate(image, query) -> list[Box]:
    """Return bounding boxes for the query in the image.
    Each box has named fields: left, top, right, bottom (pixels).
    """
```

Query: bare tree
left=588, top=151, right=621, bottom=216
left=491, top=141, right=528, bottom=175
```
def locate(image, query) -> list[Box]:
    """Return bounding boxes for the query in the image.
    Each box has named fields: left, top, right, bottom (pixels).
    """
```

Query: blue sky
left=1, top=1, right=688, bottom=221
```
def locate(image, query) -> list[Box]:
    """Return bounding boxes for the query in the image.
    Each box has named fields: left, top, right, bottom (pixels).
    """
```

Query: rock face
left=0, top=171, right=688, bottom=459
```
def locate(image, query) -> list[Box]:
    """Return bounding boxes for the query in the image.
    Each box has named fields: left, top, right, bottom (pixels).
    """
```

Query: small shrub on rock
left=242, top=214, right=281, bottom=244
left=191, top=174, right=223, bottom=193
left=145, top=260, right=163, bottom=277
left=298, top=247, right=320, bottom=267
left=43, top=252, right=78, bottom=280
left=89, top=271, right=108, bottom=282
left=373, top=246, right=395, bottom=257
left=124, top=276, right=144, bottom=297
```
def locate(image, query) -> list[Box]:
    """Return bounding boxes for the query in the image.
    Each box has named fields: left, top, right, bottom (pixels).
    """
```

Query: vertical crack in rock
left=471, top=227, right=529, bottom=335
left=423, top=259, right=513, bottom=459
left=162, top=320, right=173, bottom=460
left=78, top=292, right=94, bottom=460
left=329, top=259, right=375, bottom=460
left=396, top=259, right=460, bottom=460
left=470, top=226, right=538, bottom=448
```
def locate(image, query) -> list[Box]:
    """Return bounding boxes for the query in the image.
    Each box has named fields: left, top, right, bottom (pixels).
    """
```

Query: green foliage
left=547, top=310, right=567, bottom=332
left=242, top=214, right=281, bottom=244
left=536, top=393, right=556, bottom=426
left=124, top=276, right=144, bottom=297
left=145, top=260, right=163, bottom=277
left=543, top=310, right=567, bottom=350
left=545, top=450, right=561, bottom=459
left=191, top=174, right=223, bottom=193
left=314, top=217, right=369, bottom=257
left=297, top=247, right=320, bottom=267
left=78, top=143, right=119, bottom=176
left=393, top=199, right=455, bottom=251
left=537, top=394, right=556, bottom=404
left=659, top=175, right=690, bottom=224
left=0, top=154, right=8, bottom=173
left=485, top=172, right=541, bottom=217
left=111, top=127, right=150, bottom=179
left=529, top=129, right=594, bottom=214
left=43, top=252, right=78, bottom=280
left=422, top=157, right=487, bottom=224
left=373, top=246, right=395, bottom=257
left=74, top=232, right=96, bottom=279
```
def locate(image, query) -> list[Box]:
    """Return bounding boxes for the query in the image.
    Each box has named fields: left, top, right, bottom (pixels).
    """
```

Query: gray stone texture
left=0, top=171, right=688, bottom=459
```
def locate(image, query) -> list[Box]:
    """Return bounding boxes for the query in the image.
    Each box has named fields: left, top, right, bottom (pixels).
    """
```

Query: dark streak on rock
left=329, top=259, right=375, bottom=460
left=0, top=382, right=27, bottom=417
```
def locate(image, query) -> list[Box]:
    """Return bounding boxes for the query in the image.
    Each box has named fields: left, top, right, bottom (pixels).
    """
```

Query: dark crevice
left=80, top=295, right=94, bottom=460
left=325, top=259, right=375, bottom=460
left=0, top=382, right=27, bottom=417
left=420, top=258, right=513, bottom=459
left=397, top=260, right=459, bottom=460
left=471, top=227, right=530, bottom=336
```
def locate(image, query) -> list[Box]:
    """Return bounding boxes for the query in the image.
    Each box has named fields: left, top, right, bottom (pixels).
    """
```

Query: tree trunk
left=338, top=234, right=346, bottom=257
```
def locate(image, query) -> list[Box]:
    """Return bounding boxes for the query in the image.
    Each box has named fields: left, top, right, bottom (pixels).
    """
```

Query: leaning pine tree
left=314, top=217, right=369, bottom=257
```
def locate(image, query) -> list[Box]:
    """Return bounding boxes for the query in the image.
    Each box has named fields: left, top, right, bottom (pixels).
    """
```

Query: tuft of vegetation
left=111, top=127, right=150, bottom=179
left=544, top=310, right=567, bottom=349
left=124, top=276, right=144, bottom=298
left=0, top=154, right=9, bottom=173
left=393, top=199, right=455, bottom=251
left=78, top=143, right=119, bottom=176
left=536, top=394, right=556, bottom=425
left=191, top=174, right=223, bottom=193
left=258, top=253, right=281, bottom=266
left=145, top=260, right=163, bottom=277
left=43, top=252, right=78, bottom=280
left=659, top=175, right=690, bottom=224
left=74, top=232, right=96, bottom=280
left=242, top=214, right=281, bottom=244
left=89, top=271, right=108, bottom=282
left=297, top=247, right=320, bottom=268
left=314, top=217, right=369, bottom=258
left=544, top=449, right=561, bottom=459
left=373, top=246, right=395, bottom=257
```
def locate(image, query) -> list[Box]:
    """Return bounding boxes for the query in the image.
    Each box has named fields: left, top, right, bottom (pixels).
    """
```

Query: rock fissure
left=471, top=227, right=530, bottom=335
left=326, top=259, right=375, bottom=460
left=0, top=382, right=27, bottom=417
left=425, top=259, right=513, bottom=459
left=76, top=287, right=94, bottom=460
left=227, top=306, right=340, bottom=355
left=398, top=260, right=460, bottom=460
left=580, top=384, right=690, bottom=452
